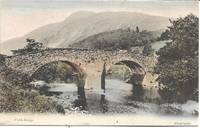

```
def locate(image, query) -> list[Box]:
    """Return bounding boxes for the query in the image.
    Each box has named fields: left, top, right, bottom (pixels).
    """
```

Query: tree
left=11, top=38, right=45, bottom=55
left=24, top=38, right=44, bottom=51
left=136, top=26, right=140, bottom=33
left=156, top=14, right=198, bottom=103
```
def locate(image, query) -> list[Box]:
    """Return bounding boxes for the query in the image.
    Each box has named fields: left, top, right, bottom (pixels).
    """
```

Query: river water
left=1, top=79, right=197, bottom=125
left=45, top=79, right=198, bottom=117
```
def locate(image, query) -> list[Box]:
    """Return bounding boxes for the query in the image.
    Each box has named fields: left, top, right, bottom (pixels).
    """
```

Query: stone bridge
left=4, top=48, right=156, bottom=92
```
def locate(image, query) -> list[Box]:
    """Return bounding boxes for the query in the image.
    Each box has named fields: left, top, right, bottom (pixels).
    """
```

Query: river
left=1, top=79, right=198, bottom=125
left=45, top=79, right=198, bottom=117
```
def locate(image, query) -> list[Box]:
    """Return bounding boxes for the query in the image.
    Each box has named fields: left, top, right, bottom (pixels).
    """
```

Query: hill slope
left=71, top=28, right=162, bottom=50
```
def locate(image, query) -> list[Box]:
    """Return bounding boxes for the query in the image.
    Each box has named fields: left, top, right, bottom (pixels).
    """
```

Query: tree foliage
left=0, top=80, right=65, bottom=113
left=11, top=38, right=45, bottom=55
left=24, top=39, right=44, bottom=51
left=0, top=65, right=65, bottom=113
left=156, top=14, right=198, bottom=103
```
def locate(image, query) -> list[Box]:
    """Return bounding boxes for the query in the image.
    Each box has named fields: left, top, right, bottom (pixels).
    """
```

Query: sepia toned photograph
left=0, top=0, right=199, bottom=126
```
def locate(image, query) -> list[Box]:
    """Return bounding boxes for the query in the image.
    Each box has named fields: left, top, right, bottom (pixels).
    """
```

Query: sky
left=0, top=0, right=198, bottom=43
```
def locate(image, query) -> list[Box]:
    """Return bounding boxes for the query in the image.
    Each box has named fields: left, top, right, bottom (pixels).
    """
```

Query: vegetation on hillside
left=70, top=27, right=159, bottom=51
left=156, top=14, right=198, bottom=103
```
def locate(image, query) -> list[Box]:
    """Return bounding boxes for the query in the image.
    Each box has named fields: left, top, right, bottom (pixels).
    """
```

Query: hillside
left=1, top=11, right=170, bottom=55
left=70, top=28, right=162, bottom=50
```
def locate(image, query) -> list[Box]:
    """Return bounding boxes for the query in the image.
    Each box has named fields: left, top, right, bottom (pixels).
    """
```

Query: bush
left=0, top=67, right=31, bottom=89
left=0, top=81, right=65, bottom=114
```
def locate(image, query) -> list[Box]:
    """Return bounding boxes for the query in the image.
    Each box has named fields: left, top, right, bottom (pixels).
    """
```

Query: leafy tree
left=24, top=38, right=44, bottom=51
left=11, top=38, right=45, bottom=55
left=156, top=14, right=198, bottom=103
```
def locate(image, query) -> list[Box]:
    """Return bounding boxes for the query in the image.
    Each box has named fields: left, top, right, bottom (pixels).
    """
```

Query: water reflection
left=29, top=79, right=198, bottom=116
left=75, top=86, right=87, bottom=110
left=30, top=77, right=147, bottom=113
left=130, top=84, right=145, bottom=101
left=100, top=93, right=108, bottom=113
left=104, top=79, right=133, bottom=103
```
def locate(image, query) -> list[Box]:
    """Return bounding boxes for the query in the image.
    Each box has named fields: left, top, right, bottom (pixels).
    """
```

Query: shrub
left=0, top=81, right=65, bottom=114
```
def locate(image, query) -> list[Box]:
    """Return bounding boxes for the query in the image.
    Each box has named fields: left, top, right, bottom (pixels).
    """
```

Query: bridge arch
left=106, top=60, right=146, bottom=84
left=30, top=60, right=86, bottom=86
left=30, top=60, right=88, bottom=109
